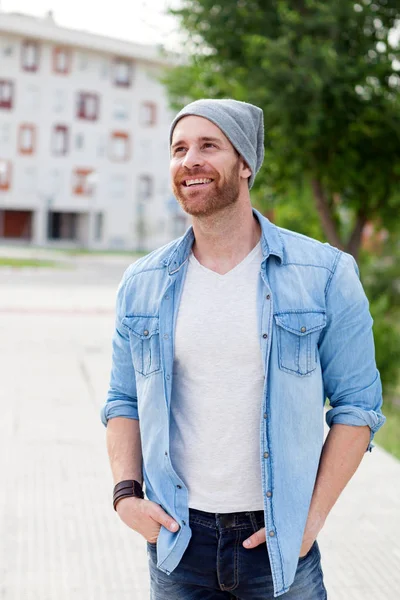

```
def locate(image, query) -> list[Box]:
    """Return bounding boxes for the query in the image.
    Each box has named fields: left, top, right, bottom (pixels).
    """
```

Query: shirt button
left=182, top=520, right=186, bottom=526
left=176, top=485, right=182, bottom=489
left=264, top=413, right=268, bottom=419
left=301, top=326, right=306, bottom=333
left=266, top=294, right=270, bottom=300
left=264, top=452, right=269, bottom=458
left=166, top=374, right=170, bottom=380
left=165, top=295, right=170, bottom=300
left=266, top=491, right=272, bottom=498
left=263, top=333, right=268, bottom=339
left=269, top=530, right=275, bottom=537
left=143, top=330, right=149, bottom=336
left=163, top=334, right=169, bottom=340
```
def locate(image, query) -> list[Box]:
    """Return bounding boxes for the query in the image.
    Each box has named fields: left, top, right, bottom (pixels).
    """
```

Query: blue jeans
left=148, top=508, right=327, bottom=599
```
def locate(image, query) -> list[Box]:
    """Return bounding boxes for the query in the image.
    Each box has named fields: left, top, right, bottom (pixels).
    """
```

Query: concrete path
left=0, top=253, right=399, bottom=599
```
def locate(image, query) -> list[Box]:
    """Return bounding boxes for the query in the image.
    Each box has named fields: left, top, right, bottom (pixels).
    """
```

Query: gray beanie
left=169, top=98, right=264, bottom=189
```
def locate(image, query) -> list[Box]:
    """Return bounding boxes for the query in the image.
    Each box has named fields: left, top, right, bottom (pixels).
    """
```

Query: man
left=101, top=99, right=385, bottom=599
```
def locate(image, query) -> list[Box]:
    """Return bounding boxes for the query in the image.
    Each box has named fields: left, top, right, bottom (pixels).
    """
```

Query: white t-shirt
left=170, top=242, right=265, bottom=512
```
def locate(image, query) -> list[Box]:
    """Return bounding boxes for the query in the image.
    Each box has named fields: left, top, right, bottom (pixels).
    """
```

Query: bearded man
left=102, top=99, right=385, bottom=599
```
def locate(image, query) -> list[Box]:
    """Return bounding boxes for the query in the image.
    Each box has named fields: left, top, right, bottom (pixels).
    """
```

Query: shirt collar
left=164, top=208, right=285, bottom=275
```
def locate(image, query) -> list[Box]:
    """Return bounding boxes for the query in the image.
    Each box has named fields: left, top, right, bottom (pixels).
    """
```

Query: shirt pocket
left=122, top=315, right=161, bottom=376
left=274, top=310, right=326, bottom=377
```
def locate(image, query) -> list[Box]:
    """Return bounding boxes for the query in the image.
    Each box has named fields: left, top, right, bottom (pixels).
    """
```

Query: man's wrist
left=113, top=479, right=144, bottom=511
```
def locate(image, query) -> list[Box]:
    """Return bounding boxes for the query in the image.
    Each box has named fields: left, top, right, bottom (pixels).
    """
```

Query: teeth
left=185, top=178, right=212, bottom=186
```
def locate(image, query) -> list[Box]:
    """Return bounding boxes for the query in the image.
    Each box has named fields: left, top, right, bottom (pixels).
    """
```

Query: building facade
left=0, top=11, right=188, bottom=251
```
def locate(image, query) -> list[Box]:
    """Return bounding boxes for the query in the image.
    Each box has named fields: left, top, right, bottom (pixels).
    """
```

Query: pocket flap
left=274, top=311, right=326, bottom=336
left=122, top=315, right=159, bottom=339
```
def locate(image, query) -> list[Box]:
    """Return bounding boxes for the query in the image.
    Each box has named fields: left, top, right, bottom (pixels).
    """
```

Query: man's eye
left=174, top=147, right=186, bottom=154
left=203, top=143, right=216, bottom=149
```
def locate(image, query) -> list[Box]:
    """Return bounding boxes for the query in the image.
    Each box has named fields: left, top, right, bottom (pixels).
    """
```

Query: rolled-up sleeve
left=101, top=267, right=139, bottom=426
left=319, top=251, right=386, bottom=452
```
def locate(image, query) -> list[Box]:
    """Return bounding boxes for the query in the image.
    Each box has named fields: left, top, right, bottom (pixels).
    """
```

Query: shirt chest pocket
left=274, top=310, right=326, bottom=377
left=122, top=316, right=161, bottom=377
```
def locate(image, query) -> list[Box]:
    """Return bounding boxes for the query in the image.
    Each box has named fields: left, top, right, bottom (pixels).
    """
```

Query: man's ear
left=240, top=158, right=252, bottom=181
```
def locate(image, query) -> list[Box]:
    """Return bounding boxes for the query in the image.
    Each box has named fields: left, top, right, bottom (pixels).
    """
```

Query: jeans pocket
left=298, top=540, right=317, bottom=563
left=274, top=311, right=326, bottom=376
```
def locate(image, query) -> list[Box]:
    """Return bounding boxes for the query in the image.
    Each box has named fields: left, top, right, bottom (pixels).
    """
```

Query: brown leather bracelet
left=113, top=479, right=144, bottom=511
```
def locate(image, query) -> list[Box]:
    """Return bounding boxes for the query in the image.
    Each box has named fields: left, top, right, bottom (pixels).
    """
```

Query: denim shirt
left=101, top=209, right=385, bottom=598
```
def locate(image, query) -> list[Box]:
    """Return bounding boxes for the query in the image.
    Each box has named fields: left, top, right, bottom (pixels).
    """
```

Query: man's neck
left=191, top=202, right=261, bottom=275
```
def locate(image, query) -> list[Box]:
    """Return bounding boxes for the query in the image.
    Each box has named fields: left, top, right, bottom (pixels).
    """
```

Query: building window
left=21, top=167, right=37, bottom=192
left=0, top=159, right=12, bottom=191
left=100, top=59, right=109, bottom=79
left=53, top=48, right=71, bottom=75
left=97, top=134, right=106, bottom=158
left=94, top=212, right=104, bottom=241
left=110, top=132, right=130, bottom=162
left=78, top=53, right=89, bottom=71
left=0, top=123, right=11, bottom=145
left=109, top=175, right=127, bottom=198
left=47, top=169, right=62, bottom=196
left=114, top=58, right=132, bottom=87
left=75, top=133, right=85, bottom=150
left=52, top=125, right=69, bottom=156
left=19, top=124, right=36, bottom=154
left=113, top=99, right=129, bottom=120
left=138, top=175, right=153, bottom=200
left=140, top=102, right=157, bottom=126
left=22, top=40, right=40, bottom=72
left=73, top=168, right=95, bottom=195
left=0, top=80, right=14, bottom=110
left=77, top=93, right=99, bottom=121
left=53, top=89, right=66, bottom=113
left=3, top=43, right=14, bottom=57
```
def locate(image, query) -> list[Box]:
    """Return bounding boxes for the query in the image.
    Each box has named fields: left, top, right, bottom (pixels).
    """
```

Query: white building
left=0, top=10, right=188, bottom=250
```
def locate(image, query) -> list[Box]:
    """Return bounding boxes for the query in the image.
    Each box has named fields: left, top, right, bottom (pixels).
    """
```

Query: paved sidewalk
left=0, top=258, right=399, bottom=599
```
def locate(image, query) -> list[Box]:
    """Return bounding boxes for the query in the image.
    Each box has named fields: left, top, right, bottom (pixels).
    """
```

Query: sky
left=0, top=0, right=181, bottom=48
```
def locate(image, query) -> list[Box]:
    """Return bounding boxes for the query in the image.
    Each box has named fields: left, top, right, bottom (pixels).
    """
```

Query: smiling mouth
left=182, top=178, right=214, bottom=188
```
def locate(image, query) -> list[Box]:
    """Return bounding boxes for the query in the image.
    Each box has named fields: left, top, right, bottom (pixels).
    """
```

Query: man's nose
left=182, top=146, right=204, bottom=170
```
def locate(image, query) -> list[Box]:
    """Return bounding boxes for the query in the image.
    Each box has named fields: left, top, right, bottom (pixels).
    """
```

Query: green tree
left=165, top=0, right=400, bottom=261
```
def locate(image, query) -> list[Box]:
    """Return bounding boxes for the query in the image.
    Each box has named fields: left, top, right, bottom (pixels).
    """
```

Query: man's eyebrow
left=171, top=136, right=222, bottom=149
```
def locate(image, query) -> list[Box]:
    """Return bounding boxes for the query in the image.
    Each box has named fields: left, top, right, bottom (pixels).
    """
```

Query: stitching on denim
left=124, top=314, right=160, bottom=319
left=284, top=262, right=334, bottom=272
left=189, top=517, right=216, bottom=529
left=274, top=309, right=326, bottom=315
left=216, top=527, right=223, bottom=590
left=220, top=527, right=240, bottom=592
left=233, top=526, right=240, bottom=591
left=249, top=512, right=259, bottom=534
left=324, top=249, right=342, bottom=297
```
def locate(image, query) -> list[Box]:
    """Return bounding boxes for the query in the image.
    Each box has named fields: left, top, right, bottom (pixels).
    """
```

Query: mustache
left=174, top=167, right=218, bottom=180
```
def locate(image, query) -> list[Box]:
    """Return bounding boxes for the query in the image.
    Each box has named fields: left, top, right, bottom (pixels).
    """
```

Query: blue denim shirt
left=101, top=209, right=385, bottom=598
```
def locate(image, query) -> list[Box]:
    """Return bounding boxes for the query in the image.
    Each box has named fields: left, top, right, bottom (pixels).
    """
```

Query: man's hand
left=116, top=497, right=180, bottom=544
left=242, top=525, right=320, bottom=559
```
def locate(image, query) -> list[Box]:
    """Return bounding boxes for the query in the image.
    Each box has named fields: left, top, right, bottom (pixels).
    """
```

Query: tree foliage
left=165, top=0, right=400, bottom=260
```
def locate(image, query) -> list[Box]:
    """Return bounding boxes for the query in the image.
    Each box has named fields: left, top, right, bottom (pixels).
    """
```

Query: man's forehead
left=171, top=115, right=229, bottom=145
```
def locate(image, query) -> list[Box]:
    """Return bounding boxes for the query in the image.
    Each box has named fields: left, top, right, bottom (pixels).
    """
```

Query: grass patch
left=0, top=258, right=61, bottom=268
left=374, top=401, right=400, bottom=460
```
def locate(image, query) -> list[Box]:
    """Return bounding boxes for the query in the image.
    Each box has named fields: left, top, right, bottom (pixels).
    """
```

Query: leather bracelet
left=113, top=479, right=144, bottom=511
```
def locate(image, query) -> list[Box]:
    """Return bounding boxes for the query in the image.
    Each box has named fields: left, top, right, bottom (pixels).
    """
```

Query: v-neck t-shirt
left=170, top=242, right=265, bottom=512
